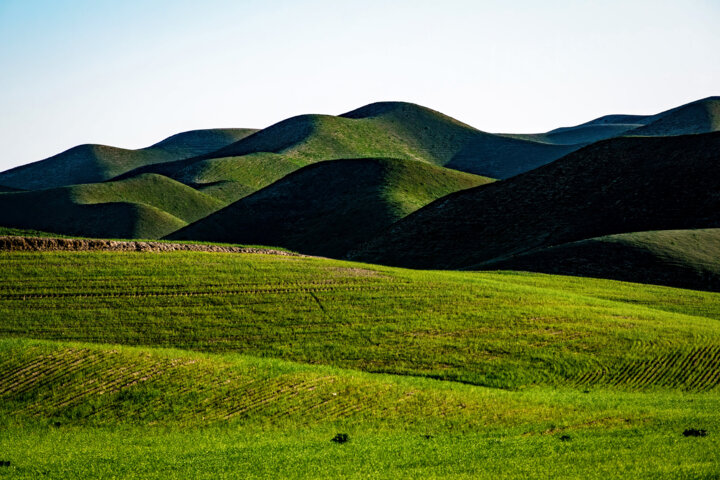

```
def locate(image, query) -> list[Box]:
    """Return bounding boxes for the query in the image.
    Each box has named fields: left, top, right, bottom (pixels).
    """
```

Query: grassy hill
left=0, top=128, right=257, bottom=190
left=169, top=158, right=491, bottom=257
left=477, top=229, right=720, bottom=292
left=118, top=102, right=580, bottom=190
left=2, top=338, right=720, bottom=479
left=208, top=101, right=584, bottom=179
left=3, top=250, right=720, bottom=389
left=0, top=174, right=223, bottom=238
left=2, top=248, right=720, bottom=477
left=114, top=152, right=310, bottom=203
left=630, top=96, right=720, bottom=136
left=350, top=132, right=720, bottom=269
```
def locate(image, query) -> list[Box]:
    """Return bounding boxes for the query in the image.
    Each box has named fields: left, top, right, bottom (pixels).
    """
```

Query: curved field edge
left=1, top=339, right=720, bottom=479
left=2, top=251, right=720, bottom=390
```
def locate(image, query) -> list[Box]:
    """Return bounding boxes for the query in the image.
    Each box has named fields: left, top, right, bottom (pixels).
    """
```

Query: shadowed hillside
left=169, top=158, right=491, bottom=257
left=477, top=229, right=720, bottom=292
left=0, top=174, right=223, bottom=238
left=630, top=96, right=720, bottom=136
left=0, top=128, right=257, bottom=190
left=349, top=132, right=720, bottom=269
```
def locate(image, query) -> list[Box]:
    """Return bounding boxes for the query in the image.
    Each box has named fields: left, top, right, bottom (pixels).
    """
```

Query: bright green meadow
left=1, top=250, right=719, bottom=478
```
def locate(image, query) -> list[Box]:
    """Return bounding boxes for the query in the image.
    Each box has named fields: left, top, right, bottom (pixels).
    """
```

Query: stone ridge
left=0, top=236, right=306, bottom=257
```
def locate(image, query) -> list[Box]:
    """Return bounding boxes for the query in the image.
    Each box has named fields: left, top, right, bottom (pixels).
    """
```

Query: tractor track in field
left=572, top=344, right=720, bottom=391
left=0, top=347, right=376, bottom=425
left=0, top=283, right=411, bottom=301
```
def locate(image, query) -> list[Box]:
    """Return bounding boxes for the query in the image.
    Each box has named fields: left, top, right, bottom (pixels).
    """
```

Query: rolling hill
left=3, top=249, right=720, bottom=477
left=114, top=152, right=311, bottom=204
left=169, top=158, right=492, bottom=257
left=2, top=96, right=720, bottom=479
left=349, top=132, right=720, bottom=270
left=630, top=96, right=720, bottom=136
left=1, top=97, right=719, bottom=247
left=477, top=229, right=720, bottom=292
left=0, top=128, right=257, bottom=190
left=0, top=173, right=223, bottom=238
left=117, top=102, right=582, bottom=191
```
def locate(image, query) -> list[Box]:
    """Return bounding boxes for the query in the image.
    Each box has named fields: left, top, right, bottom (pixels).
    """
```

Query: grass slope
left=0, top=128, right=257, bottom=190
left=169, top=158, right=491, bottom=257
left=3, top=250, right=720, bottom=389
left=2, top=250, right=720, bottom=477
left=2, top=338, right=720, bottom=479
left=477, top=229, right=720, bottom=292
left=350, top=132, right=720, bottom=269
left=521, top=114, right=651, bottom=144
left=119, top=102, right=579, bottom=191
left=0, top=174, right=222, bottom=238
left=115, top=152, right=310, bottom=204
left=631, top=96, right=720, bottom=136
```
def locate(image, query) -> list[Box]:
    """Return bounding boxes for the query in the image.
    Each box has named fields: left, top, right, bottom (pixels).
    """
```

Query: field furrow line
left=5, top=354, right=109, bottom=398
left=0, top=284, right=409, bottom=301
left=0, top=351, right=105, bottom=396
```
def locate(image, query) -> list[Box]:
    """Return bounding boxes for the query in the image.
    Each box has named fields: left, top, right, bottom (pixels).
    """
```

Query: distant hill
left=2, top=96, right=719, bottom=246
left=0, top=128, right=257, bottom=190
left=506, top=114, right=649, bottom=146
left=630, top=96, right=720, bottom=136
left=477, top=229, right=720, bottom=292
left=502, top=97, right=720, bottom=146
left=116, top=102, right=579, bottom=200
left=0, top=174, right=223, bottom=238
left=169, top=158, right=492, bottom=257
left=349, top=132, right=720, bottom=269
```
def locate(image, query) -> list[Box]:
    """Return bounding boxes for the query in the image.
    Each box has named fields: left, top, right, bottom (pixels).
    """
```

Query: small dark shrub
left=683, top=428, right=707, bottom=437
left=331, top=433, right=349, bottom=444
left=559, top=435, right=572, bottom=442
left=0, top=461, right=10, bottom=467
left=422, top=434, right=434, bottom=440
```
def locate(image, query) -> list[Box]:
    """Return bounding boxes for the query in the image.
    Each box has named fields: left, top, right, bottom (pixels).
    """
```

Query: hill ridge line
left=0, top=236, right=308, bottom=257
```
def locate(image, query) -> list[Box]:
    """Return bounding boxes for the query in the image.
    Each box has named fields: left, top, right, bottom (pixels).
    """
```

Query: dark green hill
left=542, top=124, right=642, bottom=144
left=169, top=158, right=492, bottom=257
left=0, top=174, right=222, bottom=238
left=445, top=134, right=579, bottom=178
left=477, top=229, right=720, bottom=292
left=506, top=114, right=649, bottom=145
left=117, top=102, right=578, bottom=193
left=0, top=128, right=257, bottom=190
left=630, top=96, right=720, bottom=136
left=349, top=132, right=720, bottom=269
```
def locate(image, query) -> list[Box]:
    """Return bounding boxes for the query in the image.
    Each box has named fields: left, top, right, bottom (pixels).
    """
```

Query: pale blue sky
left=1, top=0, right=718, bottom=170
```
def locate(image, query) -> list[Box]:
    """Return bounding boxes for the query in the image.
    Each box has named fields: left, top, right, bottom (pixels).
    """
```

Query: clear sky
left=1, top=0, right=718, bottom=171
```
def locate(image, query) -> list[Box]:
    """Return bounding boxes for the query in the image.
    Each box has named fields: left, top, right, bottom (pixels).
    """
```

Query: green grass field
left=1, top=249, right=719, bottom=478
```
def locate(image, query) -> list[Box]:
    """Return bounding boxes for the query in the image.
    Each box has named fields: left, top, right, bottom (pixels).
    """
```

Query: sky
left=1, top=0, right=718, bottom=171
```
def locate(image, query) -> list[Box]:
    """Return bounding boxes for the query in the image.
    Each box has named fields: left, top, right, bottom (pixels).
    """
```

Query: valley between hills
left=1, top=96, right=720, bottom=478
